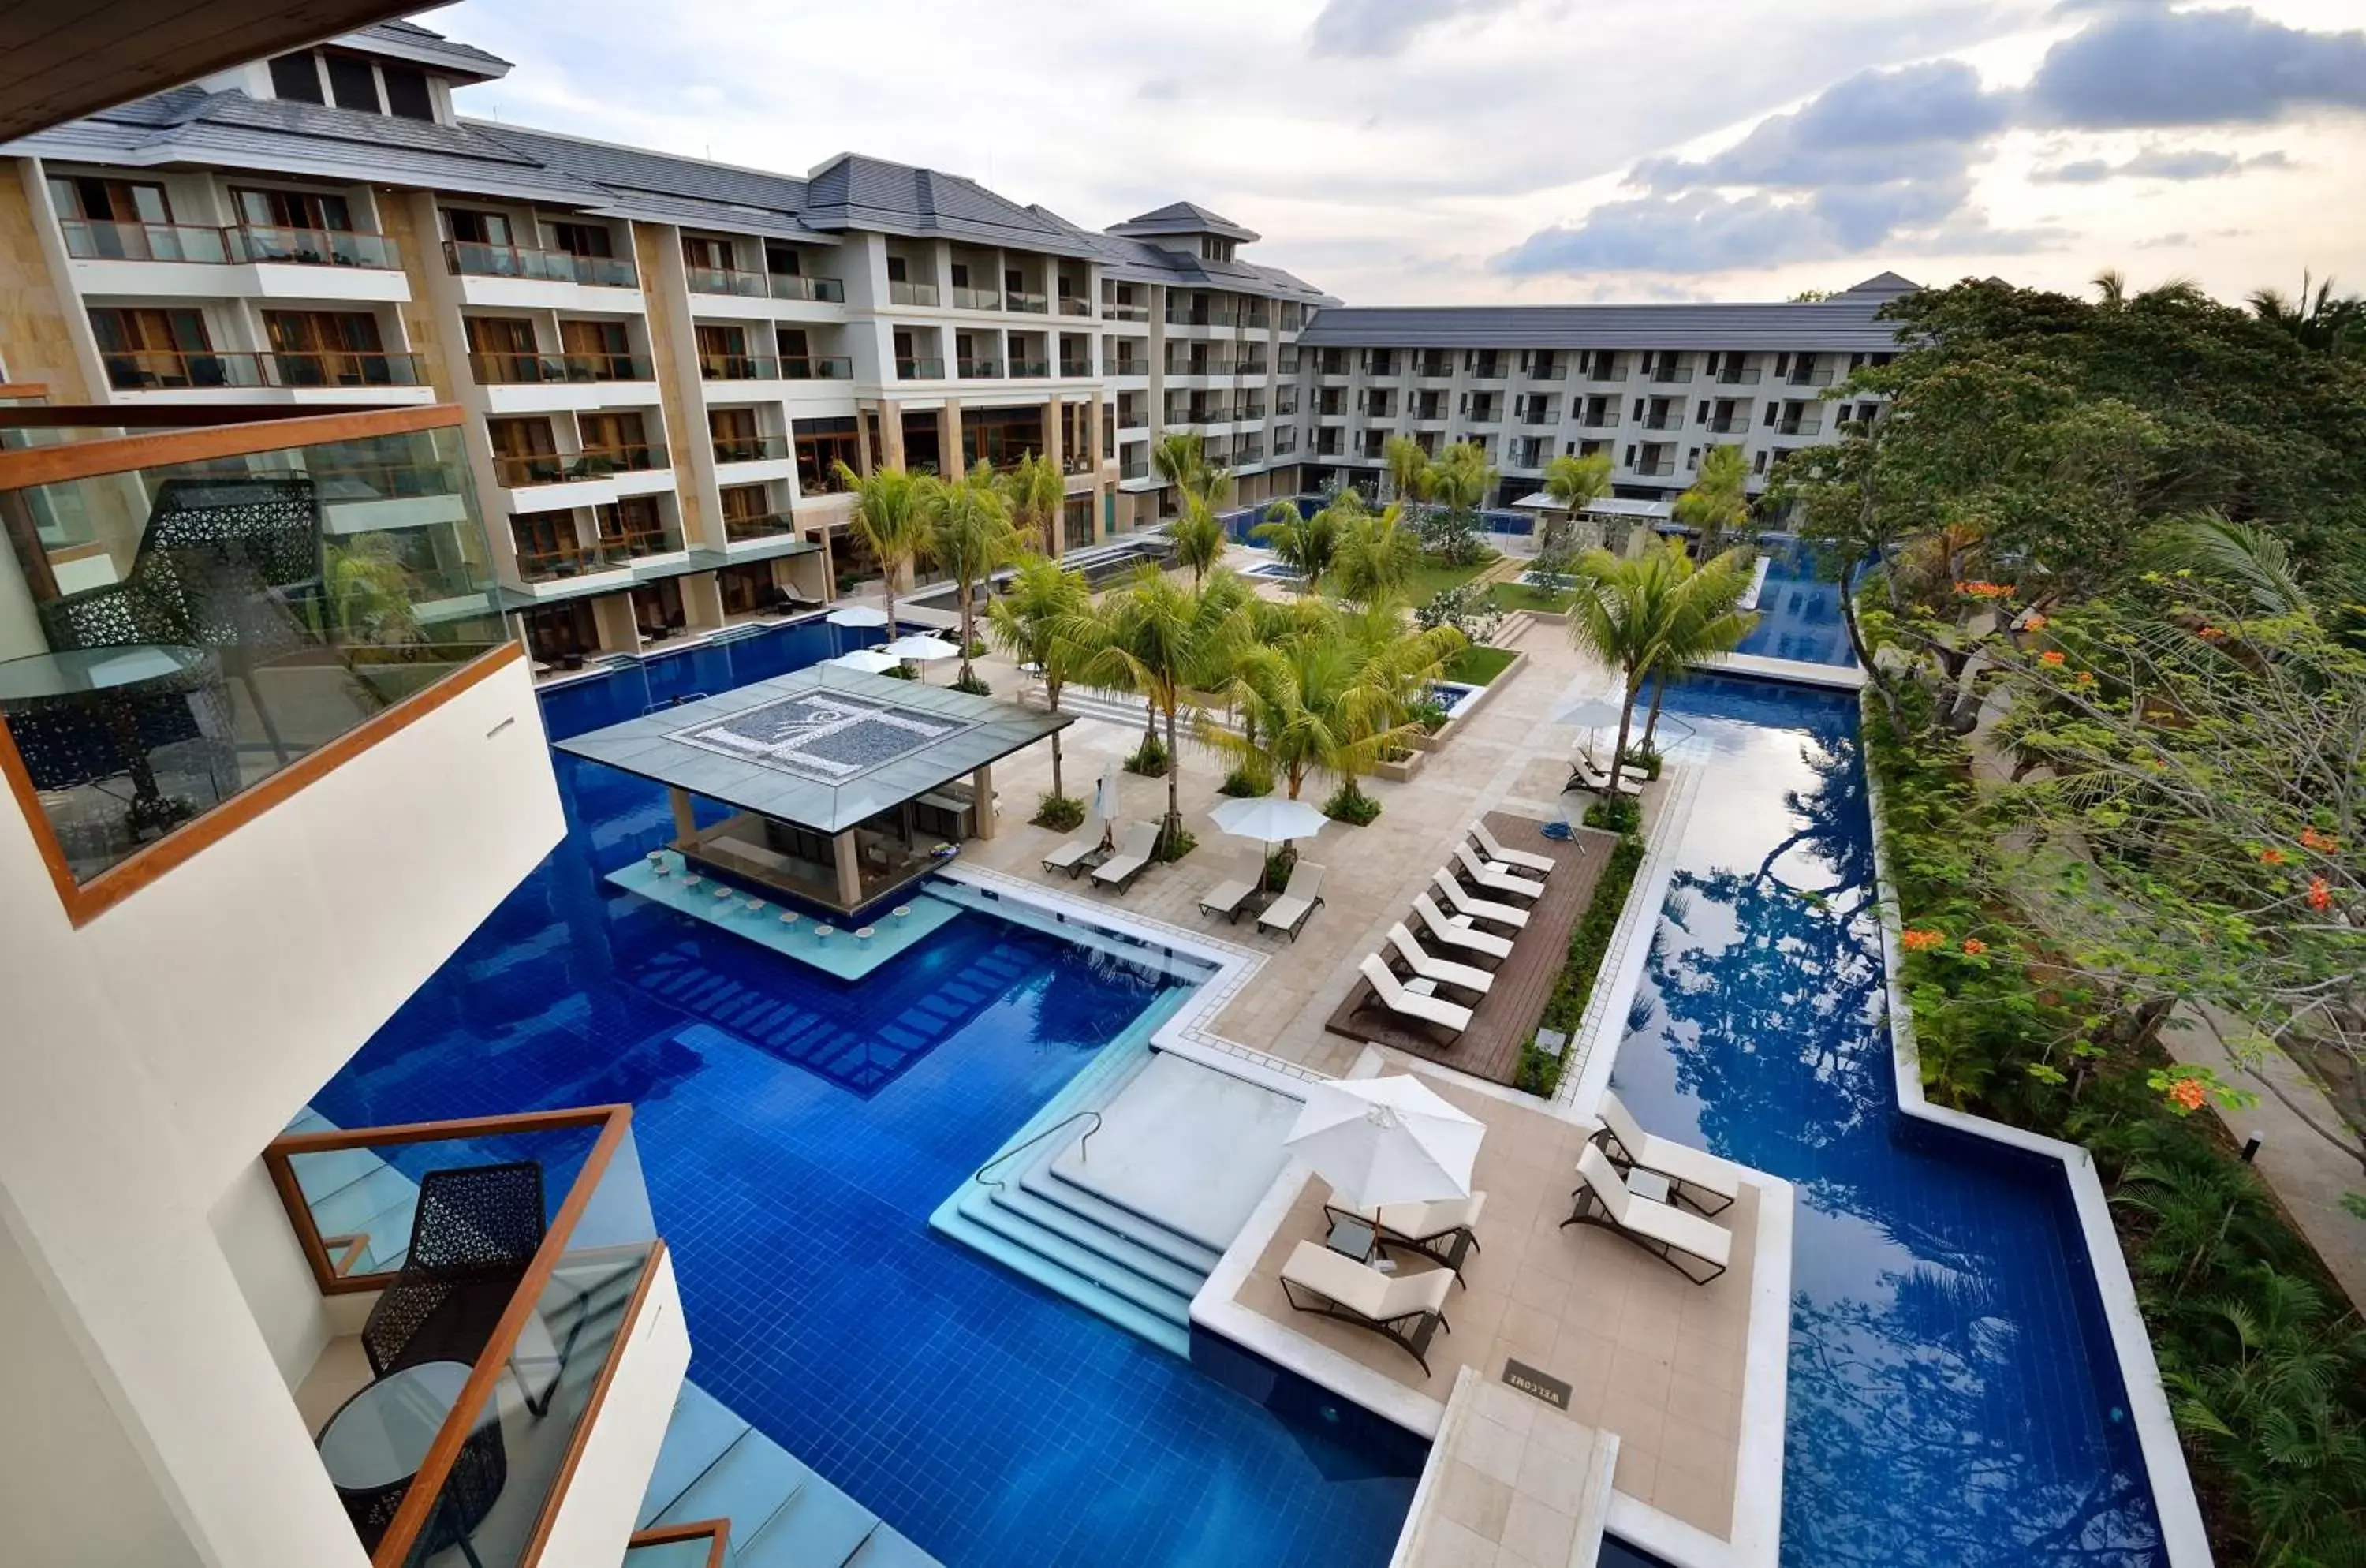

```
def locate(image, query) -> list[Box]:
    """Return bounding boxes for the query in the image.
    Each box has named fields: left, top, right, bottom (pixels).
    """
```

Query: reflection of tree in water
left=1020, top=940, right=1170, bottom=1053
left=1787, top=1279, right=2161, bottom=1566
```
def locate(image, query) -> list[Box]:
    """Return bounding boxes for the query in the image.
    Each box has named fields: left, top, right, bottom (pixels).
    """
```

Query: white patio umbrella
left=827, top=605, right=890, bottom=629
left=1550, top=692, right=1627, bottom=730
left=827, top=648, right=902, bottom=674
left=881, top=632, right=960, bottom=683
left=1284, top=1076, right=1484, bottom=1210
left=1208, top=794, right=1326, bottom=884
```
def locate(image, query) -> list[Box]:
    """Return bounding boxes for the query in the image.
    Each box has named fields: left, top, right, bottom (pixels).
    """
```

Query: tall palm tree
left=1566, top=543, right=1684, bottom=805
left=1383, top=433, right=1433, bottom=512
left=2247, top=271, right=2364, bottom=358
left=1426, top=440, right=1497, bottom=564
left=1330, top=501, right=1421, bottom=608
left=1066, top=566, right=1248, bottom=853
left=986, top=554, right=1091, bottom=801
left=1673, top=444, right=1750, bottom=552
left=1252, top=494, right=1345, bottom=594
left=1542, top=451, right=1611, bottom=514
left=1170, top=495, right=1226, bottom=586
left=1151, top=430, right=1213, bottom=503
left=1002, top=450, right=1065, bottom=554
left=1637, top=543, right=1759, bottom=752
left=2092, top=268, right=2129, bottom=311
left=920, top=461, right=1027, bottom=688
left=834, top=461, right=930, bottom=628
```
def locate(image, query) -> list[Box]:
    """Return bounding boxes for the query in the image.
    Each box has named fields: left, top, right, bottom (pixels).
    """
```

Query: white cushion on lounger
left=1575, top=1144, right=1730, bottom=1270
left=1596, top=1091, right=1743, bottom=1206
left=1471, top=819, right=1557, bottom=875
left=1282, top=1240, right=1454, bottom=1321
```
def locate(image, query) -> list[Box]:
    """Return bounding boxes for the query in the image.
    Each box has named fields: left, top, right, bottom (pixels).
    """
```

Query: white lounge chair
left=1040, top=813, right=1106, bottom=879
left=1412, top=892, right=1514, bottom=961
left=1256, top=861, right=1327, bottom=941
left=1196, top=851, right=1261, bottom=924
left=1592, top=1090, right=1741, bottom=1216
left=1359, top=954, right=1472, bottom=1039
left=1454, top=843, right=1545, bottom=904
left=1471, top=819, right=1557, bottom=876
left=1566, top=757, right=1644, bottom=797
left=1350, top=1191, right=1488, bottom=1280
left=1090, top=822, right=1160, bottom=893
left=1386, top=923, right=1493, bottom=998
left=1562, top=1143, right=1731, bottom=1285
left=1278, top=1240, right=1456, bottom=1376
left=1431, top=869, right=1529, bottom=931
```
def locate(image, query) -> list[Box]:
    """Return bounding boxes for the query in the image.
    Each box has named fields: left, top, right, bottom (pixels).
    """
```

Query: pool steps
left=640, top=1382, right=939, bottom=1566
left=929, top=1014, right=1218, bottom=1358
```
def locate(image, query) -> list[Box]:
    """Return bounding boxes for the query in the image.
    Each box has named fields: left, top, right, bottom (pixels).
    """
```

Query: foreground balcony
left=101, top=349, right=427, bottom=392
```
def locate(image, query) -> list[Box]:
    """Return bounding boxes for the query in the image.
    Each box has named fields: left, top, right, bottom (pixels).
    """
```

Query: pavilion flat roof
left=554, top=665, right=1069, bottom=834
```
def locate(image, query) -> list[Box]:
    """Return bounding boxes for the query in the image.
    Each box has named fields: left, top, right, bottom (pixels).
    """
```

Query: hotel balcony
left=63, top=218, right=399, bottom=270
left=260, top=1106, right=683, bottom=1568
left=446, top=240, right=639, bottom=289
left=697, top=354, right=853, bottom=383
left=1786, top=366, right=1834, bottom=388
left=725, top=508, right=801, bottom=543
left=1636, top=412, right=1684, bottom=431
left=1058, top=357, right=1092, bottom=377
left=99, top=348, right=428, bottom=398
left=713, top=434, right=792, bottom=465
left=889, top=279, right=940, bottom=307
left=1715, top=365, right=1763, bottom=385
left=768, top=273, right=844, bottom=304
left=1585, top=364, right=1629, bottom=383
left=957, top=357, right=1005, bottom=379
left=471, top=351, right=654, bottom=386
left=1005, top=289, right=1049, bottom=315
left=950, top=286, right=1000, bottom=310
left=1465, top=363, right=1506, bottom=382
left=1009, top=359, right=1051, bottom=378
left=494, top=442, right=670, bottom=489
left=1775, top=413, right=1825, bottom=437
left=1103, top=300, right=1149, bottom=323
left=895, top=357, right=946, bottom=380
left=1524, top=364, right=1567, bottom=381
left=1646, top=363, right=1694, bottom=384
left=1117, top=409, right=1148, bottom=430
left=1702, top=416, right=1749, bottom=433
left=691, top=266, right=847, bottom=305
left=1577, top=409, right=1621, bottom=429
left=1058, top=296, right=1092, bottom=318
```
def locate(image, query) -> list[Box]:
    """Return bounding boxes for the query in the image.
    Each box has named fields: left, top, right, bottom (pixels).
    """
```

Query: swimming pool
left=1607, top=674, right=2163, bottom=1566
left=312, top=625, right=1417, bottom=1567
left=1732, top=540, right=1853, bottom=668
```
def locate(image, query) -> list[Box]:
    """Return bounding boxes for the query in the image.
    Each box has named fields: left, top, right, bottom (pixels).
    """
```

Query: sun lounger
left=1350, top=1191, right=1487, bottom=1281
left=1359, top=954, right=1472, bottom=1040
left=1256, top=861, right=1327, bottom=941
left=1431, top=869, right=1529, bottom=931
left=1090, top=822, right=1161, bottom=893
left=1591, top=1090, right=1741, bottom=1216
left=1386, top=923, right=1494, bottom=998
left=1278, top=1240, right=1456, bottom=1376
left=1562, top=1143, right=1731, bottom=1285
left=1566, top=759, right=1644, bottom=797
left=1471, top=819, right=1558, bottom=876
left=1412, top=892, right=1514, bottom=961
left=1040, top=813, right=1107, bottom=878
left=1454, top=843, right=1545, bottom=904
left=1196, top=852, right=1261, bottom=924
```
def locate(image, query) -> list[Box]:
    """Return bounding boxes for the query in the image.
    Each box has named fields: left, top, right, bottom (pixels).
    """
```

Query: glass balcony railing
left=895, top=357, right=945, bottom=379
left=1058, top=297, right=1092, bottom=317
left=60, top=218, right=230, bottom=263
left=1776, top=415, right=1824, bottom=437
left=1715, top=366, right=1763, bottom=385
left=228, top=225, right=399, bottom=268
left=1786, top=367, right=1834, bottom=387
left=0, top=416, right=506, bottom=889
left=1058, top=358, right=1092, bottom=378
left=1466, top=364, right=1506, bottom=381
left=60, top=218, right=401, bottom=267
left=1108, top=360, right=1148, bottom=379
left=950, top=286, right=1000, bottom=311
left=797, top=464, right=854, bottom=496
left=99, top=349, right=427, bottom=391
left=726, top=510, right=798, bottom=540
left=1578, top=410, right=1621, bottom=429
left=685, top=263, right=767, bottom=297
left=1009, top=360, right=1051, bottom=378
left=888, top=279, right=939, bottom=306
left=1103, top=301, right=1148, bottom=322
left=493, top=443, right=666, bottom=487
left=1637, top=413, right=1683, bottom=431
left=1117, top=409, right=1148, bottom=430
left=514, top=538, right=636, bottom=579
left=1006, top=290, right=1048, bottom=315
left=597, top=524, right=679, bottom=558
left=699, top=354, right=775, bottom=381
left=780, top=357, right=852, bottom=380
left=1272, top=430, right=1298, bottom=455
left=768, top=273, right=844, bottom=303
left=712, top=435, right=790, bottom=464
left=1647, top=364, right=1695, bottom=384
left=1119, top=459, right=1148, bottom=480
left=957, top=358, right=1004, bottom=379
left=446, top=240, right=638, bottom=288
left=1702, top=416, right=1749, bottom=433
left=263, top=1107, right=660, bottom=1568
left=468, top=351, right=652, bottom=386
left=1633, top=457, right=1676, bottom=476
left=1525, top=364, right=1568, bottom=381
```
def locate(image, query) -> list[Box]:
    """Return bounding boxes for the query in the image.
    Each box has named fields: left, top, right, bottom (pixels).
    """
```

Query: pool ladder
left=972, top=1110, right=1100, bottom=1193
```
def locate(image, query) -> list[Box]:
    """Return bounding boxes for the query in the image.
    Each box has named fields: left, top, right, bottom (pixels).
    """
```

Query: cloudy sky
left=434, top=0, right=2366, bottom=308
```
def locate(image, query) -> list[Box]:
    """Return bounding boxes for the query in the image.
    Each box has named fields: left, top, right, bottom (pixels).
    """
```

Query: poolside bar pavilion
left=557, top=665, right=1069, bottom=916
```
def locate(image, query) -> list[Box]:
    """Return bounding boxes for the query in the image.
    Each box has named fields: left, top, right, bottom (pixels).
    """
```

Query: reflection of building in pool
left=559, top=666, right=1067, bottom=917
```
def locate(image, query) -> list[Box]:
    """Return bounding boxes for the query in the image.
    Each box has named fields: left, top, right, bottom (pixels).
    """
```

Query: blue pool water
left=1608, top=675, right=2162, bottom=1565
left=311, top=625, right=1416, bottom=1567
left=1733, top=540, right=1854, bottom=668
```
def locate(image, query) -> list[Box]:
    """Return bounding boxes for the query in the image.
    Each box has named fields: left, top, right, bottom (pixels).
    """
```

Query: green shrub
left=1410, top=697, right=1450, bottom=734
left=1515, top=832, right=1648, bottom=1097
left=1219, top=762, right=1274, bottom=797
left=1032, top=793, right=1085, bottom=831
left=1582, top=796, right=1641, bottom=834
left=1441, top=644, right=1517, bottom=685
left=951, top=671, right=991, bottom=696
left=1153, top=823, right=1196, bottom=862
left=882, top=663, right=917, bottom=681
left=1617, top=745, right=1663, bottom=781
left=1260, top=843, right=1299, bottom=893
left=1124, top=735, right=1170, bottom=776
left=1323, top=782, right=1382, bottom=825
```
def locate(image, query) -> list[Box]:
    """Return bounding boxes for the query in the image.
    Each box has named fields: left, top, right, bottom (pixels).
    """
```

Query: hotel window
left=381, top=65, right=434, bottom=121
left=794, top=416, right=861, bottom=493
left=323, top=54, right=381, bottom=112
left=267, top=53, right=325, bottom=102
left=489, top=417, right=560, bottom=484
left=595, top=495, right=669, bottom=554
left=886, top=255, right=909, bottom=282
left=447, top=207, right=513, bottom=246
left=509, top=513, right=576, bottom=574
left=522, top=600, right=599, bottom=662
left=632, top=578, right=685, bottom=637
left=719, top=562, right=778, bottom=616
left=49, top=175, right=171, bottom=226
left=465, top=315, right=537, bottom=381
left=682, top=234, right=734, bottom=271
left=88, top=306, right=213, bottom=386
left=234, top=186, right=358, bottom=233
left=262, top=308, right=385, bottom=383
left=711, top=407, right=762, bottom=461
left=547, top=222, right=612, bottom=259
left=560, top=319, right=633, bottom=375
left=578, top=411, right=652, bottom=465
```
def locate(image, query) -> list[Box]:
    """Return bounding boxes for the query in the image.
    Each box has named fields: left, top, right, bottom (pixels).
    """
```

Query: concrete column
left=667, top=786, right=696, bottom=842
left=1088, top=395, right=1105, bottom=475
left=832, top=829, right=862, bottom=906
left=942, top=399, right=964, bottom=476
left=971, top=763, right=995, bottom=840
left=879, top=401, right=904, bottom=470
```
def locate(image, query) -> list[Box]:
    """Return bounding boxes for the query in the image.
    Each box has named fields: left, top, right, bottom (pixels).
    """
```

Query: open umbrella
left=827, top=605, right=890, bottom=629
left=827, top=648, right=902, bottom=674
left=880, top=632, right=960, bottom=684
left=1284, top=1076, right=1483, bottom=1211
left=1209, top=794, right=1326, bottom=885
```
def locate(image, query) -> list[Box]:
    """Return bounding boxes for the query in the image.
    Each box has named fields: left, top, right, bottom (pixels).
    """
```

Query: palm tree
left=1252, top=495, right=1345, bottom=594
left=1636, top=543, right=1759, bottom=753
left=1002, top=450, right=1064, bottom=554
left=986, top=554, right=1091, bottom=802
left=1542, top=451, right=1611, bottom=515
left=323, top=534, right=424, bottom=645
left=1330, top=501, right=1421, bottom=608
left=2140, top=513, right=2310, bottom=617
left=1383, top=433, right=1432, bottom=513
left=1066, top=566, right=1247, bottom=853
left=1426, top=441, right=1496, bottom=564
left=2092, top=268, right=2129, bottom=311
left=1673, top=444, right=1750, bottom=552
left=1170, top=495, right=1226, bottom=586
left=920, top=461, right=1026, bottom=689
left=2247, top=271, right=2364, bottom=358
left=1566, top=543, right=1683, bottom=805
left=1151, top=430, right=1213, bottom=502
left=834, top=461, right=930, bottom=628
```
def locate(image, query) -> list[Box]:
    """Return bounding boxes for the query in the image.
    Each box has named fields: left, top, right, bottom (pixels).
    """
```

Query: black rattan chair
left=361, top=1160, right=547, bottom=1381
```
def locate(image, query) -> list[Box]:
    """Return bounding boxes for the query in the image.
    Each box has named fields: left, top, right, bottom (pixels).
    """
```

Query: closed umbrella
left=1092, top=767, right=1122, bottom=846
left=1284, top=1076, right=1483, bottom=1211
left=1209, top=794, right=1327, bottom=885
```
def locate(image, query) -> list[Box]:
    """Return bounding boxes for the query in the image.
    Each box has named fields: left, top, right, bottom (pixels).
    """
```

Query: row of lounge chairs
left=1356, top=821, right=1558, bottom=1044
left=1197, top=853, right=1326, bottom=941
left=1041, top=816, right=1162, bottom=893
left=1278, top=1192, right=1487, bottom=1375
left=1042, top=813, right=1328, bottom=939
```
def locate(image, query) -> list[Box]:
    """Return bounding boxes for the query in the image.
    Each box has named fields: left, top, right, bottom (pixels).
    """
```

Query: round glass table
left=317, top=1360, right=506, bottom=1557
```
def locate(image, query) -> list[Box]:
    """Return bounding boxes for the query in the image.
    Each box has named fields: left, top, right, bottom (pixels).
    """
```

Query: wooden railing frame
left=0, top=403, right=522, bottom=928
left=625, top=1519, right=730, bottom=1568
left=519, top=1239, right=671, bottom=1565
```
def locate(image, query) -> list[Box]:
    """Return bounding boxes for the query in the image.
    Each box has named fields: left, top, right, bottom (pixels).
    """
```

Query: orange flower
left=2023, top=613, right=2049, bottom=631
left=2198, top=625, right=2226, bottom=641
left=2168, top=1077, right=2207, bottom=1112
left=1901, top=928, right=1946, bottom=952
left=2301, top=827, right=2338, bottom=853
left=2259, top=847, right=2287, bottom=866
left=1961, top=938, right=1987, bottom=956
left=2039, top=650, right=2066, bottom=666
left=2308, top=878, right=2332, bottom=912
left=2074, top=670, right=2096, bottom=687
left=1958, top=581, right=2013, bottom=599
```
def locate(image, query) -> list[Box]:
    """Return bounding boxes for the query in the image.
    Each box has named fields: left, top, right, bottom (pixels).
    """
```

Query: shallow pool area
left=1731, top=540, right=1853, bottom=668
left=1607, top=674, right=2163, bottom=1566
left=309, top=630, right=1418, bottom=1567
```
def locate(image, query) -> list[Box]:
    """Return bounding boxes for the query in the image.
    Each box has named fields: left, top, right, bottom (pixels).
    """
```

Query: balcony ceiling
left=0, top=0, right=421, bottom=144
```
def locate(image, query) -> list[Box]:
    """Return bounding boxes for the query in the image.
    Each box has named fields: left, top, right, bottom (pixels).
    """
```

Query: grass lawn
left=1488, top=581, right=1573, bottom=614
left=1442, top=644, right=1517, bottom=685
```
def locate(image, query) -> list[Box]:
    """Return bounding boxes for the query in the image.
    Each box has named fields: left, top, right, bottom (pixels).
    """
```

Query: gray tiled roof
left=799, top=154, right=1099, bottom=256
left=1297, top=276, right=1919, bottom=351
left=474, top=121, right=811, bottom=212
left=333, top=20, right=513, bottom=80
left=1108, top=200, right=1260, bottom=244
